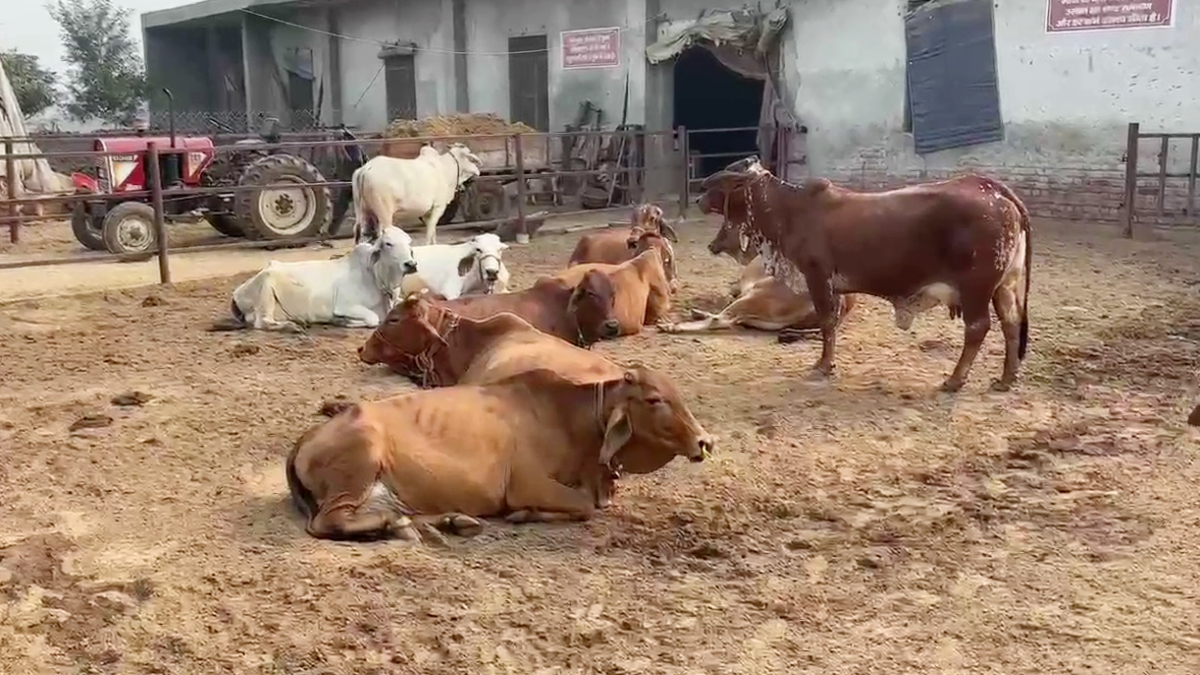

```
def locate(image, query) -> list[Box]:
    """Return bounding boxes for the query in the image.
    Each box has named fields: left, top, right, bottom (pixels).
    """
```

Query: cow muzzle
left=691, top=435, right=716, bottom=463
left=706, top=240, right=721, bottom=256
left=484, top=268, right=499, bottom=282
left=403, top=261, right=418, bottom=275
left=601, top=319, right=621, bottom=339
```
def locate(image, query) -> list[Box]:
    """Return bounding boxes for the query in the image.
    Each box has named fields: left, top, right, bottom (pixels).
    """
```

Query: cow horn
left=700, top=171, right=732, bottom=190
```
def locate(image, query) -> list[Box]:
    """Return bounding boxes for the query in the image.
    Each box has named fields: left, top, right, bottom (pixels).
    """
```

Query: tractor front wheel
left=235, top=154, right=332, bottom=240
left=101, top=202, right=159, bottom=255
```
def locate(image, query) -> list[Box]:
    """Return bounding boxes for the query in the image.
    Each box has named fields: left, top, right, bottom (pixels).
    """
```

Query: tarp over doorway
left=645, top=6, right=799, bottom=175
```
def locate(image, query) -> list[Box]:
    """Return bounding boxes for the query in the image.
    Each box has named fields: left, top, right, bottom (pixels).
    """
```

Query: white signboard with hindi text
left=561, top=27, right=621, bottom=69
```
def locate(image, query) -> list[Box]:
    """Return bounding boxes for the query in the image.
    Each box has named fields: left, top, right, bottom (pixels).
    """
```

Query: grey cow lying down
left=213, top=226, right=418, bottom=332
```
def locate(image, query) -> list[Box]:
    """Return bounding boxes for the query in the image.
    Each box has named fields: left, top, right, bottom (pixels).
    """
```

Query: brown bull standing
left=700, top=157, right=1031, bottom=392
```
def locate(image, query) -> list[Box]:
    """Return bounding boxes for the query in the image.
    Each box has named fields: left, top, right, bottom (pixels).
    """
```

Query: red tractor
left=69, top=115, right=353, bottom=254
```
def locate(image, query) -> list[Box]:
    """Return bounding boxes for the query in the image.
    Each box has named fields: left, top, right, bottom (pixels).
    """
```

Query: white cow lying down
left=399, top=233, right=511, bottom=300
left=352, top=143, right=482, bottom=246
left=220, top=226, right=417, bottom=332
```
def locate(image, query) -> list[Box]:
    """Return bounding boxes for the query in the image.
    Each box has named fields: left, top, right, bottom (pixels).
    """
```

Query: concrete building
left=142, top=0, right=1194, bottom=222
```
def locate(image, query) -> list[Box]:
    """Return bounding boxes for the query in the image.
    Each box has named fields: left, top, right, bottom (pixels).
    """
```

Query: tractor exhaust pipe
left=161, top=88, right=178, bottom=187
left=163, top=88, right=176, bottom=151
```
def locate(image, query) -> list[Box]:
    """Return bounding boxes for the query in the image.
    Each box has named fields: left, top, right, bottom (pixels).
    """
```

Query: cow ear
left=598, top=404, right=632, bottom=467
left=456, top=251, right=477, bottom=276
left=498, top=242, right=509, bottom=251
left=659, top=221, right=679, bottom=242
left=370, top=247, right=381, bottom=265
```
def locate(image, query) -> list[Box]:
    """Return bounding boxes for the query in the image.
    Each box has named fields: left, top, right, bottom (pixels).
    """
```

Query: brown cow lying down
left=659, top=222, right=856, bottom=341
left=700, top=156, right=1031, bottom=392
left=359, top=292, right=623, bottom=389
left=390, top=271, right=621, bottom=350
left=358, top=292, right=639, bottom=506
left=286, top=365, right=715, bottom=541
left=568, top=203, right=681, bottom=286
left=553, top=248, right=672, bottom=338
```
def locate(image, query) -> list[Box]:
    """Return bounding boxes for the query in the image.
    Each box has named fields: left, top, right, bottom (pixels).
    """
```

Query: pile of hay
left=384, top=113, right=535, bottom=139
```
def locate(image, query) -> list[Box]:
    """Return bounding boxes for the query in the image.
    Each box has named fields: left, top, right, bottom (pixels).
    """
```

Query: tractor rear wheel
left=235, top=154, right=332, bottom=241
left=70, top=203, right=106, bottom=251
left=101, top=201, right=158, bottom=255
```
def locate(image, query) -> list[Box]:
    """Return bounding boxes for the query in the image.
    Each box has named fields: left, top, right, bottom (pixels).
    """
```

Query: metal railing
left=0, top=125, right=716, bottom=281
left=1122, top=122, right=1200, bottom=237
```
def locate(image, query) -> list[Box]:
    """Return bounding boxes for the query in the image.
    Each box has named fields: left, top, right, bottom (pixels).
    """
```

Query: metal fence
left=1122, top=122, right=1200, bottom=236
left=0, top=125, right=759, bottom=281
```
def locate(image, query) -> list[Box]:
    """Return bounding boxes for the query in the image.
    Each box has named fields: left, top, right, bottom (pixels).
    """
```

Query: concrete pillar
left=328, top=8, right=343, bottom=124
left=452, top=0, right=469, bottom=112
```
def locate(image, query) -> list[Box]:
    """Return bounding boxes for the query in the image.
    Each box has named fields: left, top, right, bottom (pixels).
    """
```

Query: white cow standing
left=399, top=233, right=511, bottom=300
left=225, top=226, right=418, bottom=332
left=352, top=143, right=482, bottom=246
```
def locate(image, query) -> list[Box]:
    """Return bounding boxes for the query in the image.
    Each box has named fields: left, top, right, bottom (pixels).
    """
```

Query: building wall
left=463, top=0, right=648, bottom=131
left=144, top=26, right=212, bottom=119
left=336, top=0, right=457, bottom=131
left=783, top=0, right=1199, bottom=222
left=261, top=7, right=336, bottom=125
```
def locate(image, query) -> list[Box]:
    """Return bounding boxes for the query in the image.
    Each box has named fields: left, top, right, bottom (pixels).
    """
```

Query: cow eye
left=645, top=396, right=665, bottom=405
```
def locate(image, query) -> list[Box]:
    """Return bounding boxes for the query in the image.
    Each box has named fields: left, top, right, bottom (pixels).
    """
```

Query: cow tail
left=285, top=438, right=318, bottom=520
left=986, top=176, right=1032, bottom=360
left=351, top=168, right=374, bottom=244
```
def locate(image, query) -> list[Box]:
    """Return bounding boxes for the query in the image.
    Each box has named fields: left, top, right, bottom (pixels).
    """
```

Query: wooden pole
left=146, top=142, right=172, bottom=284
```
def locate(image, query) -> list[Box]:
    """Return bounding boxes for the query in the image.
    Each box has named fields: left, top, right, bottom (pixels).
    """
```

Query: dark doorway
left=384, top=53, right=417, bottom=120
left=673, top=47, right=764, bottom=177
left=509, top=35, right=550, bottom=131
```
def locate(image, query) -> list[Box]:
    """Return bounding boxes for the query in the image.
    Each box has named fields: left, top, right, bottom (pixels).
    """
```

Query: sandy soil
left=1, top=218, right=1199, bottom=674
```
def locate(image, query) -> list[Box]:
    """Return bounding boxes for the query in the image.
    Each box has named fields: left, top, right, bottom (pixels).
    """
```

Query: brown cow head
left=567, top=270, right=621, bottom=343
left=700, top=156, right=771, bottom=265
left=625, top=203, right=678, bottom=249
left=630, top=231, right=679, bottom=292
left=358, top=291, right=458, bottom=387
left=597, top=365, right=714, bottom=474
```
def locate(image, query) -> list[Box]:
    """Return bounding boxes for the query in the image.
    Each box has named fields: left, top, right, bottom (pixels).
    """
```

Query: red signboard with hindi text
left=561, top=27, right=620, bottom=69
left=1046, top=0, right=1173, bottom=32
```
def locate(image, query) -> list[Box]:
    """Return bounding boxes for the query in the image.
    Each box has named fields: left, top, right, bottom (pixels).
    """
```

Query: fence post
left=146, top=142, right=171, bottom=284
left=513, top=133, right=528, bottom=244
left=676, top=125, right=689, bottom=219
left=1122, top=122, right=1139, bottom=239
left=5, top=139, right=19, bottom=244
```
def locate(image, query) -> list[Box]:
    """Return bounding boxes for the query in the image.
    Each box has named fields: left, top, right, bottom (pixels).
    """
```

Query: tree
left=47, top=0, right=146, bottom=125
left=0, top=51, right=58, bottom=118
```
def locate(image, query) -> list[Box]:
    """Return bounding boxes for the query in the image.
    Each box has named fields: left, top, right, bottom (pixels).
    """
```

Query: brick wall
left=822, top=149, right=1200, bottom=230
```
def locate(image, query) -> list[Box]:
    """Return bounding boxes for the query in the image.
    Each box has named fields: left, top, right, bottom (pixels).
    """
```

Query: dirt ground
left=1, top=217, right=1199, bottom=674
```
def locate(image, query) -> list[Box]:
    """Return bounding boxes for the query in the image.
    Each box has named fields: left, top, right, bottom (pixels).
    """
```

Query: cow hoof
left=417, top=523, right=451, bottom=547
left=989, top=379, right=1013, bottom=393
left=393, top=521, right=421, bottom=542
left=505, top=510, right=534, bottom=524
left=438, top=514, right=484, bottom=537
left=688, top=308, right=708, bottom=320
left=806, top=367, right=832, bottom=381
left=939, top=379, right=965, bottom=393
left=655, top=322, right=677, bottom=333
